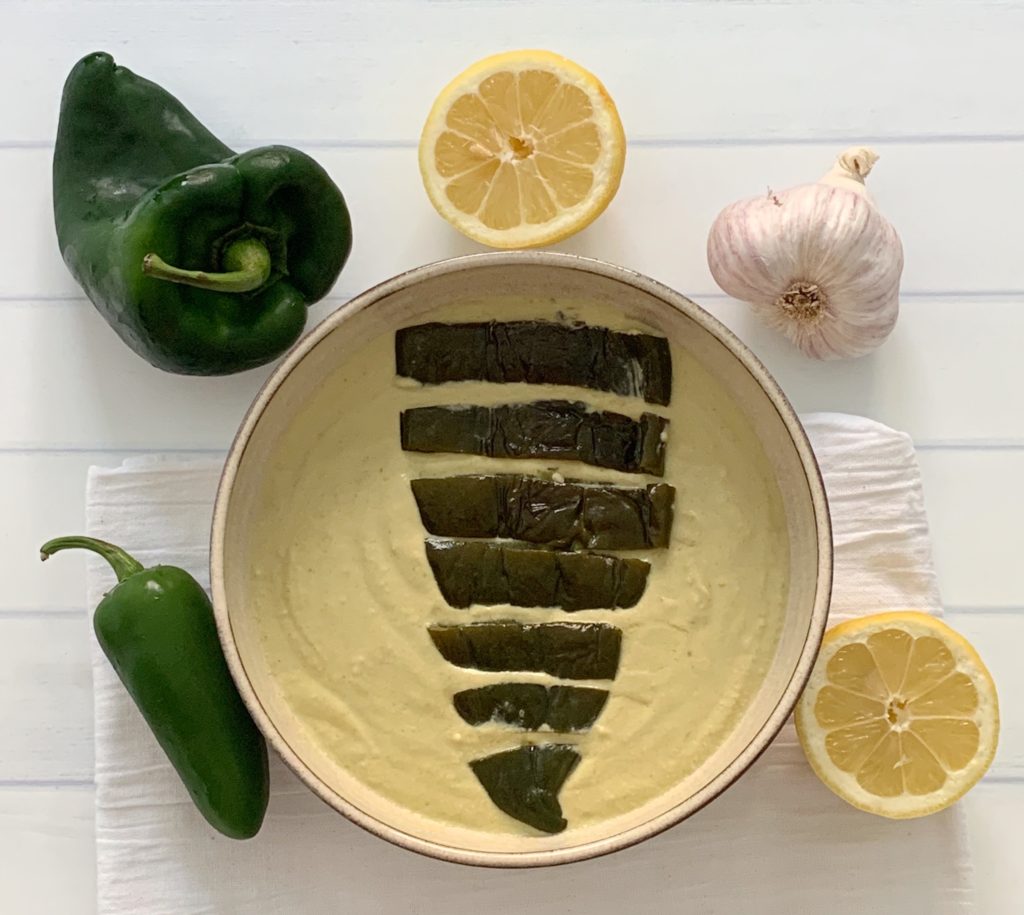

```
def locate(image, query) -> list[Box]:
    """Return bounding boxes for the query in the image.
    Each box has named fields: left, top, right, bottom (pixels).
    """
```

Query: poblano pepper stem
left=142, top=237, right=272, bottom=294
left=40, top=535, right=144, bottom=581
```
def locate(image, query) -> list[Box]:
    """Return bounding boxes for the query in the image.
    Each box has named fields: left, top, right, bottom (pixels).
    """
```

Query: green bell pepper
left=40, top=536, right=269, bottom=839
left=53, top=52, right=352, bottom=375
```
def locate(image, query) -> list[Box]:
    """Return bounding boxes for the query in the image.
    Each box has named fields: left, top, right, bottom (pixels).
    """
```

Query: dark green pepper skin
left=53, top=52, right=352, bottom=375
left=41, top=537, right=269, bottom=839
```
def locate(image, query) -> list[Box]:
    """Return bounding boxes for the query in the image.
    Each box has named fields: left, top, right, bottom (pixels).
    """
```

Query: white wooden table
left=2, top=1, right=1022, bottom=911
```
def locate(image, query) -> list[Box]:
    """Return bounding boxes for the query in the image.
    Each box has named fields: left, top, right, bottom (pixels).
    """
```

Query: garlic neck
left=819, top=146, right=879, bottom=197
left=775, top=281, right=827, bottom=324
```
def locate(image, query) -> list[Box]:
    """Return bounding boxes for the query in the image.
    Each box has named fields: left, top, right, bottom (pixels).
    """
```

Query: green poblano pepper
left=395, top=321, right=673, bottom=406
left=401, top=401, right=669, bottom=476
left=453, top=684, right=609, bottom=732
left=411, top=475, right=675, bottom=550
left=470, top=744, right=581, bottom=834
left=429, top=621, right=622, bottom=680
left=53, top=52, right=352, bottom=375
left=424, top=539, right=650, bottom=611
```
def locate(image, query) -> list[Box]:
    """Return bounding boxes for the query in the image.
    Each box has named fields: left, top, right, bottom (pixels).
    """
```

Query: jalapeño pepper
left=40, top=536, right=269, bottom=839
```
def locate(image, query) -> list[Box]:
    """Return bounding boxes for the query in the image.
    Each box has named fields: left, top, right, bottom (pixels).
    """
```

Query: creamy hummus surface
left=246, top=299, right=789, bottom=836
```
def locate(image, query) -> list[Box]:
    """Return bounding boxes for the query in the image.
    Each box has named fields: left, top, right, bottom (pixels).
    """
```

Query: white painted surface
left=1, top=0, right=1021, bottom=911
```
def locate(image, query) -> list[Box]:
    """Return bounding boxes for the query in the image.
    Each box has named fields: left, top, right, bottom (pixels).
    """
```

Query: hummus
left=246, top=299, right=789, bottom=836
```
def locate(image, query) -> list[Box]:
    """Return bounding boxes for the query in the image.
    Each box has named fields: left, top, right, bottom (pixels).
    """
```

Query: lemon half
left=795, top=611, right=999, bottom=818
left=418, top=50, right=626, bottom=248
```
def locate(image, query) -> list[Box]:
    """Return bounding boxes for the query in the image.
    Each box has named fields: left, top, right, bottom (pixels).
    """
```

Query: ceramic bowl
left=211, top=251, right=832, bottom=867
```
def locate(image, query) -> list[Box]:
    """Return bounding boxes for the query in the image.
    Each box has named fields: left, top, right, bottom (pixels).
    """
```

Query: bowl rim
left=210, top=250, right=833, bottom=868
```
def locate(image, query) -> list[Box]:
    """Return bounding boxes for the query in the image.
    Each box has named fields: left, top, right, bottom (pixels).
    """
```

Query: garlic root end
left=775, top=281, right=826, bottom=325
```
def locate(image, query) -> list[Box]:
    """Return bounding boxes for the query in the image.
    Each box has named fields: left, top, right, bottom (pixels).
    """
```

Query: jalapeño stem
left=40, top=536, right=145, bottom=583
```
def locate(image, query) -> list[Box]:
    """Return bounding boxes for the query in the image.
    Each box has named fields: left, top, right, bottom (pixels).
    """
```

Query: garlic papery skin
left=706, top=147, right=903, bottom=360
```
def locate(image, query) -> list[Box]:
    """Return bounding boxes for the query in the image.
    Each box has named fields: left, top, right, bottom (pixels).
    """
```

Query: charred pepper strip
left=453, top=684, right=609, bottom=732
left=396, top=320, right=672, bottom=406
left=470, top=744, right=581, bottom=834
left=411, top=475, right=675, bottom=549
left=428, top=621, right=622, bottom=680
left=400, top=401, right=668, bottom=476
left=425, top=540, right=649, bottom=610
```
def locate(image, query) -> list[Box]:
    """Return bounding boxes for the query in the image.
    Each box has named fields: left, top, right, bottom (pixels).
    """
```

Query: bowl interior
left=212, top=254, right=831, bottom=867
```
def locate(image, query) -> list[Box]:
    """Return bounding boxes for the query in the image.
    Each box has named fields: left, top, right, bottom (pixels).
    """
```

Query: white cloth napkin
left=86, top=414, right=974, bottom=915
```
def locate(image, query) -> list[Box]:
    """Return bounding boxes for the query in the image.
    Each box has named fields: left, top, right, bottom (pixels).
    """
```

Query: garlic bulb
left=707, top=147, right=903, bottom=359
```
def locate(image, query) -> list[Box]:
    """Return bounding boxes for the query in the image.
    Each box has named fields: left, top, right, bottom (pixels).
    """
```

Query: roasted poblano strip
left=411, top=475, right=675, bottom=550
left=395, top=320, right=673, bottom=406
left=400, top=401, right=668, bottom=476
left=453, top=684, right=609, bottom=732
left=426, top=540, right=649, bottom=610
left=470, top=743, right=581, bottom=834
left=429, top=621, right=621, bottom=680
